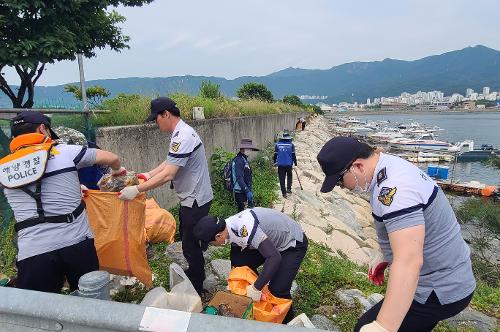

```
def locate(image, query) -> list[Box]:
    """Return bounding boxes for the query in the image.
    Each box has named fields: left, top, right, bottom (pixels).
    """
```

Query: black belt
left=15, top=201, right=86, bottom=232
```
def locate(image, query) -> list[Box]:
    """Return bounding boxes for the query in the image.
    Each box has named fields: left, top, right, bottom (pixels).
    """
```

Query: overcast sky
left=4, top=0, right=500, bottom=86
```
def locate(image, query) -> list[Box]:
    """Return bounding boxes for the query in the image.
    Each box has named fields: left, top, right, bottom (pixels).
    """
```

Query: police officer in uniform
left=317, top=137, right=476, bottom=332
left=119, top=97, right=213, bottom=294
left=273, top=132, right=297, bottom=198
left=193, top=207, right=308, bottom=323
left=1, top=112, right=125, bottom=293
left=232, top=138, right=259, bottom=212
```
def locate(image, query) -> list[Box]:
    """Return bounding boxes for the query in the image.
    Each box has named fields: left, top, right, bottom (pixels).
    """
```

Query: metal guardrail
left=0, top=287, right=322, bottom=332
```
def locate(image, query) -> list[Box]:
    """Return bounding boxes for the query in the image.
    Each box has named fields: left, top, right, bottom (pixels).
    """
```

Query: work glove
left=246, top=283, right=262, bottom=302
left=246, top=190, right=254, bottom=207
left=360, top=321, right=390, bottom=332
left=137, top=172, right=151, bottom=181
left=111, top=166, right=127, bottom=177
left=80, top=184, right=89, bottom=198
left=118, top=185, right=140, bottom=200
left=368, top=251, right=389, bottom=286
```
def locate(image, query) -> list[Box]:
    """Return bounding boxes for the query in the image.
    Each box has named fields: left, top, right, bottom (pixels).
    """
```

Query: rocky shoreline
left=277, top=115, right=379, bottom=265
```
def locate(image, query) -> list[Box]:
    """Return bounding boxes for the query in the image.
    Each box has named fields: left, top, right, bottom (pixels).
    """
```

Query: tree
left=64, top=84, right=110, bottom=108
left=283, top=95, right=302, bottom=106
left=0, top=0, right=153, bottom=108
left=199, top=80, right=221, bottom=99
left=237, top=83, right=273, bottom=103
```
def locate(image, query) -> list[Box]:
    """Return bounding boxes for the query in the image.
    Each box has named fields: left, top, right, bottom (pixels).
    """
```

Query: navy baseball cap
left=146, top=97, right=180, bottom=122
left=11, top=111, right=59, bottom=139
left=193, top=216, right=226, bottom=251
left=317, top=136, right=363, bottom=193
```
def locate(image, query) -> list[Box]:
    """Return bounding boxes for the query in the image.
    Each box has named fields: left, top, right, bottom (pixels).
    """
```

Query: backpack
left=223, top=158, right=235, bottom=191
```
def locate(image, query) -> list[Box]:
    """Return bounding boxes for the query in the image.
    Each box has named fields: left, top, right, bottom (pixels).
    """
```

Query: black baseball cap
left=193, top=216, right=227, bottom=251
left=11, top=111, right=59, bottom=139
left=145, top=97, right=180, bottom=122
left=316, top=136, right=363, bottom=193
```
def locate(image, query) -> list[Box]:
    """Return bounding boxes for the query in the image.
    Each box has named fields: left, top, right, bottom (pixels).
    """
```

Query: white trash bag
left=140, top=263, right=202, bottom=313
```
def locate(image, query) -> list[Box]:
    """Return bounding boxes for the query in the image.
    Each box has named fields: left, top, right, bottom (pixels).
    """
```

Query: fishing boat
left=457, top=142, right=499, bottom=162
left=403, top=152, right=454, bottom=163
left=368, top=130, right=404, bottom=142
left=389, top=134, right=458, bottom=152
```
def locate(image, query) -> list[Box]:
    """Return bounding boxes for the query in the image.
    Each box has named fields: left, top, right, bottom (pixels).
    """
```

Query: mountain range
left=1, top=45, right=500, bottom=107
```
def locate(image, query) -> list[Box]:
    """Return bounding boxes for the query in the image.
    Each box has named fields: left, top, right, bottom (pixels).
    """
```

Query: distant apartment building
left=483, top=87, right=490, bottom=95
left=466, top=88, right=474, bottom=98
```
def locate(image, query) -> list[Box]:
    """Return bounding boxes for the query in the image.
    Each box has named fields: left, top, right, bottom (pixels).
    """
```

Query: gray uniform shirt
left=370, top=153, right=476, bottom=304
left=227, top=207, right=304, bottom=251
left=166, top=120, right=213, bottom=207
left=4, top=144, right=97, bottom=261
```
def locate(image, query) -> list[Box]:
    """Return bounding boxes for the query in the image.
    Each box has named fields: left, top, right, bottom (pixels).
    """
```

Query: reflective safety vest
left=0, top=133, right=85, bottom=232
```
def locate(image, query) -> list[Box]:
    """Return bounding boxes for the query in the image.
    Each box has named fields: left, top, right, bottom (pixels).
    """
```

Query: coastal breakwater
left=96, top=112, right=307, bottom=209
left=277, top=116, right=379, bottom=265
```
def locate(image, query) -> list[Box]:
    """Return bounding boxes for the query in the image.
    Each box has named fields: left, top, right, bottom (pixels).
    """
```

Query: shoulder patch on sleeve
left=378, top=186, right=397, bottom=206
left=376, top=167, right=387, bottom=187
left=173, top=131, right=179, bottom=138
left=170, top=142, right=181, bottom=152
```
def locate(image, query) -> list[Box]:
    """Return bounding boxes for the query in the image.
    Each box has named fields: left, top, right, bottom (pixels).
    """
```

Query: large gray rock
left=291, top=281, right=299, bottom=297
left=202, top=273, right=220, bottom=294
left=445, top=307, right=497, bottom=332
left=210, top=259, right=232, bottom=281
left=367, top=293, right=384, bottom=306
left=165, top=242, right=188, bottom=270
left=335, top=289, right=372, bottom=312
left=310, top=315, right=341, bottom=331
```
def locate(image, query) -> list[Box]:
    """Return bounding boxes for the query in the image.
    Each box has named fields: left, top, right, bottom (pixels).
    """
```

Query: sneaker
left=286, top=189, right=292, bottom=194
left=283, top=193, right=287, bottom=198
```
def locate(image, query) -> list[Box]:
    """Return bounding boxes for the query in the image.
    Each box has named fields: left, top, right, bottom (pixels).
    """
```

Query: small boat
left=389, top=134, right=457, bottom=152
left=404, top=152, right=454, bottom=163
left=368, top=130, right=404, bottom=142
left=436, top=180, right=498, bottom=197
left=457, top=142, right=499, bottom=162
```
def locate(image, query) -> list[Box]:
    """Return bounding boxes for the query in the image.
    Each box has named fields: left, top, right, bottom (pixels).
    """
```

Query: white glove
left=80, top=184, right=89, bottom=198
left=118, top=185, right=140, bottom=200
left=360, top=321, right=390, bottom=332
left=246, top=283, right=262, bottom=302
left=111, top=166, right=127, bottom=177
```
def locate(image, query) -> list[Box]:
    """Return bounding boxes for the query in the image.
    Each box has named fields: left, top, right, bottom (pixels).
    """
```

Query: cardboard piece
left=208, top=291, right=253, bottom=320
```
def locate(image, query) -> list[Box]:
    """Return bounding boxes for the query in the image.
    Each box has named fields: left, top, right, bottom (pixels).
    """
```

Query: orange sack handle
left=228, top=266, right=292, bottom=323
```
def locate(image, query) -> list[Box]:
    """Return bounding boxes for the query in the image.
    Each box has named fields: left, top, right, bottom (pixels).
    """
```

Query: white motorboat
left=389, top=134, right=457, bottom=152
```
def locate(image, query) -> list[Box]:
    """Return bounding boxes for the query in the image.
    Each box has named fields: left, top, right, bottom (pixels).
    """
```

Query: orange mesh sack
left=84, top=190, right=153, bottom=288
left=145, top=198, right=176, bottom=244
left=228, top=266, right=292, bottom=323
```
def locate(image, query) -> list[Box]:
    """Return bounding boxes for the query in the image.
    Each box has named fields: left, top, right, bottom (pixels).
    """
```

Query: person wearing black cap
left=317, top=137, right=475, bottom=332
left=273, top=132, right=297, bottom=198
left=231, top=138, right=259, bottom=211
left=118, top=97, right=213, bottom=294
left=0, top=111, right=125, bottom=293
left=193, top=207, right=308, bottom=323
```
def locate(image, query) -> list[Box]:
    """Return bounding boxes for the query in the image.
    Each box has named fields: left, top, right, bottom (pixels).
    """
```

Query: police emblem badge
left=378, top=186, right=397, bottom=206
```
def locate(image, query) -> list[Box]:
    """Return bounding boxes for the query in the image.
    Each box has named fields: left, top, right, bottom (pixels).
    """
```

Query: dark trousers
left=230, top=235, right=308, bottom=323
left=354, top=291, right=474, bottom=332
left=278, top=166, right=293, bottom=196
left=179, top=200, right=212, bottom=294
left=234, top=192, right=247, bottom=212
left=16, top=237, right=99, bottom=293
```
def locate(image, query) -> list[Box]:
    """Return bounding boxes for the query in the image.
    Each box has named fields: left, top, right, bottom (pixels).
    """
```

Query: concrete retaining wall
left=96, top=113, right=306, bottom=209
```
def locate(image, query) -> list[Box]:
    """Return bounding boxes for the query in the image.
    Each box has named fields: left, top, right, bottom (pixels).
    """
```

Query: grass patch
left=210, top=245, right=231, bottom=260
left=294, top=242, right=385, bottom=331
left=471, top=280, right=500, bottom=317
left=52, top=93, right=308, bottom=130
left=0, top=217, right=16, bottom=278
left=483, top=155, right=500, bottom=169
